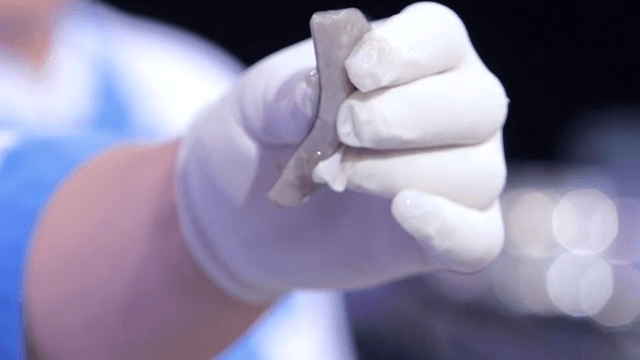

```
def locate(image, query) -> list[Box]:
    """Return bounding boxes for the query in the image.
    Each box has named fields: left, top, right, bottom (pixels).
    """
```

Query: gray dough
left=268, top=8, right=371, bottom=207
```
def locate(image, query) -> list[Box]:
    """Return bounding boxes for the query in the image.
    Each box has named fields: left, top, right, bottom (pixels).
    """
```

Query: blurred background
left=100, top=0, right=640, bottom=358
left=4, top=0, right=638, bottom=358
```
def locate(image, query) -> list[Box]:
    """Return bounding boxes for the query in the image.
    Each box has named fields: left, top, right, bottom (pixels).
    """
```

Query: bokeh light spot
left=504, top=190, right=558, bottom=258
left=546, top=252, right=613, bottom=317
left=552, top=189, right=618, bottom=255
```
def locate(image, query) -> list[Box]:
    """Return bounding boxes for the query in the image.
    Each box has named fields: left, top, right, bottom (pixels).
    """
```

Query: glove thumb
left=178, top=40, right=319, bottom=205
left=234, top=39, right=320, bottom=145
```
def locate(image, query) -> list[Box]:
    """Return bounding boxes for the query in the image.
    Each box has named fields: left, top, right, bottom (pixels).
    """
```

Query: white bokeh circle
left=546, top=252, right=613, bottom=317
left=552, top=189, right=618, bottom=255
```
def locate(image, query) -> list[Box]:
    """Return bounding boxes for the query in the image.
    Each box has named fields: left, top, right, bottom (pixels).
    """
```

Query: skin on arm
left=0, top=0, right=68, bottom=68
left=25, top=140, right=269, bottom=359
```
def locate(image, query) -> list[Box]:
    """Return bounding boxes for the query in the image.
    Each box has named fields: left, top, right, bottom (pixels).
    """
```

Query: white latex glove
left=176, top=2, right=508, bottom=303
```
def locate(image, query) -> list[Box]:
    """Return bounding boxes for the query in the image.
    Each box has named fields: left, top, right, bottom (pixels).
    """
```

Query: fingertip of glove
left=312, top=148, right=348, bottom=192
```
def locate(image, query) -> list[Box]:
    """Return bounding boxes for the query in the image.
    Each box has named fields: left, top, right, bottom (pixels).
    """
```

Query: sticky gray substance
left=268, top=8, right=371, bottom=207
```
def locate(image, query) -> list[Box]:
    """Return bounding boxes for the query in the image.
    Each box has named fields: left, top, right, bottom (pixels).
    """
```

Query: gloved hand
left=176, top=2, right=508, bottom=303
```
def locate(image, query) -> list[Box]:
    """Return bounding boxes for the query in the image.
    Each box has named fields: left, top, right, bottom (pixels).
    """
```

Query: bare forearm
left=26, top=140, right=268, bottom=359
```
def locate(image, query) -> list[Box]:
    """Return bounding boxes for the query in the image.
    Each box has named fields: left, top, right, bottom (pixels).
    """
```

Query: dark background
left=103, top=0, right=640, bottom=162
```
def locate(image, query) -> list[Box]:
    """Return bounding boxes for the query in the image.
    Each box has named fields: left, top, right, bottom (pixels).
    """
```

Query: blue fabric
left=0, top=135, right=119, bottom=358
left=0, top=63, right=299, bottom=360
left=0, top=57, right=272, bottom=360
left=0, top=62, right=133, bottom=359
left=0, top=21, right=294, bottom=360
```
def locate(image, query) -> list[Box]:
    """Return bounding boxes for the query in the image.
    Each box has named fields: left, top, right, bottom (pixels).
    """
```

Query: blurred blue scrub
left=0, top=1, right=354, bottom=359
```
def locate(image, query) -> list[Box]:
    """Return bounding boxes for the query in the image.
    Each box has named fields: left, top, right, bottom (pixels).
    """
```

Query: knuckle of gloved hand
left=464, top=68, right=509, bottom=129
left=483, top=136, right=508, bottom=200
left=486, top=164, right=507, bottom=207
left=462, top=136, right=506, bottom=210
left=485, top=74, right=509, bottom=127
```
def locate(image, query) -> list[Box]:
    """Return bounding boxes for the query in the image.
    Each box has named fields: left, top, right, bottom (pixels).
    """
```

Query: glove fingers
left=391, top=190, right=504, bottom=273
left=314, top=132, right=506, bottom=210
left=345, top=2, right=471, bottom=92
left=337, top=66, right=508, bottom=149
